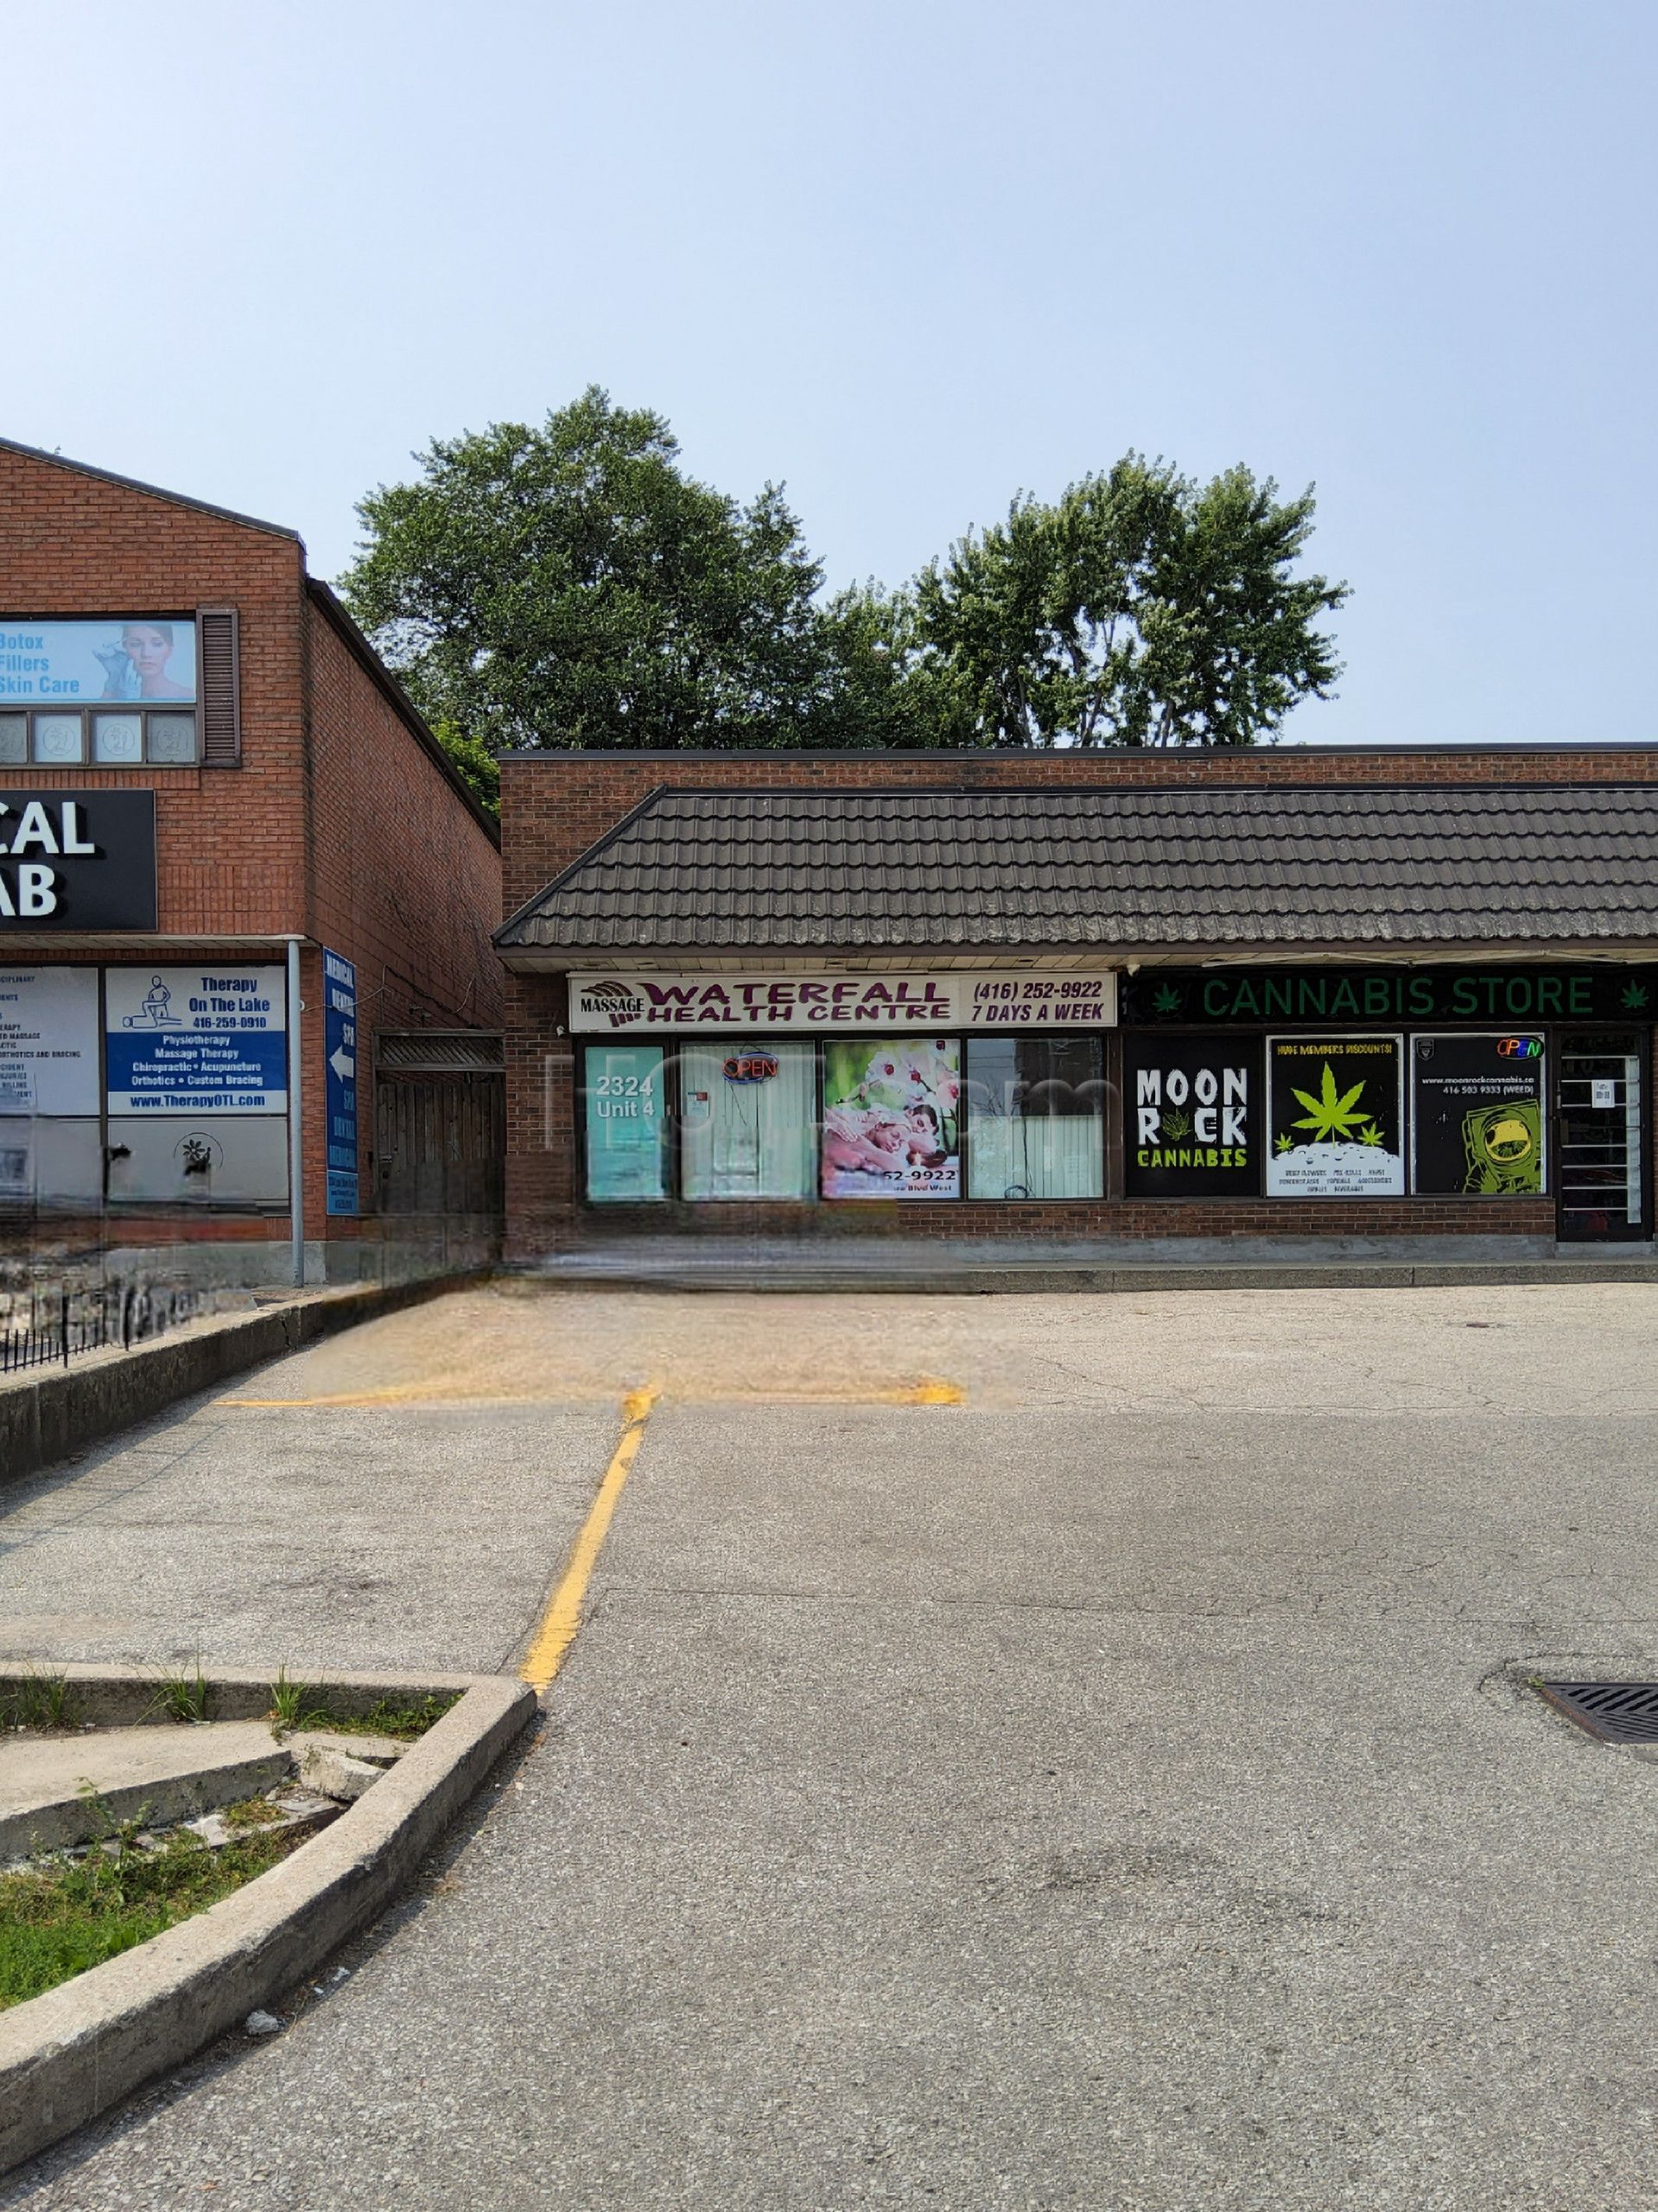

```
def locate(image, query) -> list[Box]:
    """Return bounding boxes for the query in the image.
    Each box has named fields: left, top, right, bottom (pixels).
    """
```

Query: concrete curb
left=0, top=1270, right=488, bottom=1491
left=526, top=1258, right=1658, bottom=1296
left=0, top=1664, right=537, bottom=2176
left=0, top=1737, right=295, bottom=1862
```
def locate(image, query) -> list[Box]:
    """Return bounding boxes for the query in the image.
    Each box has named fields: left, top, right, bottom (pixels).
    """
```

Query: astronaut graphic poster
left=1411, top=1033, right=1545, bottom=1196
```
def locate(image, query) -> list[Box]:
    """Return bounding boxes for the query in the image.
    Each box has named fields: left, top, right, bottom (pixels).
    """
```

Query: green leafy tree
left=910, top=457, right=1348, bottom=747
left=343, top=395, right=1346, bottom=756
left=340, top=388, right=856, bottom=755
left=428, top=717, right=500, bottom=818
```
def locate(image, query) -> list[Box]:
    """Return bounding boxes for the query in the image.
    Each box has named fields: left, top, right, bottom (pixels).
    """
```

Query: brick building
left=496, top=747, right=1658, bottom=1260
left=0, top=437, right=503, bottom=1286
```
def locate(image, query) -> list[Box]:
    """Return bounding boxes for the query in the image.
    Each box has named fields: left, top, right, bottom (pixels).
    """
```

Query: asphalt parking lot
left=5, top=1280, right=1658, bottom=2209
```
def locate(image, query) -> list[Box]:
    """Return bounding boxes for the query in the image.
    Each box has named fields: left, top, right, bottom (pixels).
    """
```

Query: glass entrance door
left=1556, top=1032, right=1649, bottom=1242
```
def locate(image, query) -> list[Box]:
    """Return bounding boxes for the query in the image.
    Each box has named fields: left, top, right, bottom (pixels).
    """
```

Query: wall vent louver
left=198, top=607, right=240, bottom=766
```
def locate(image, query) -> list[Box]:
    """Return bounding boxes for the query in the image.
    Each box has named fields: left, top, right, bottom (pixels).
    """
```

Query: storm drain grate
left=1536, top=1681, right=1658, bottom=1745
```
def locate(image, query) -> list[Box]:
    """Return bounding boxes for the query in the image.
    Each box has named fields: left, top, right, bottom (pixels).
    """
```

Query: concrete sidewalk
left=0, top=1269, right=487, bottom=1488
left=525, top=1230, right=1658, bottom=1293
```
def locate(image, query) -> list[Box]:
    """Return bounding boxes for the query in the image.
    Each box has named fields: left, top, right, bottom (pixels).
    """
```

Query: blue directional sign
left=323, top=949, right=359, bottom=1215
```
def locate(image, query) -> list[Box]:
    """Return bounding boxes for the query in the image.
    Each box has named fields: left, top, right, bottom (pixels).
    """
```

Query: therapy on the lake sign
left=1121, top=964, right=1658, bottom=1027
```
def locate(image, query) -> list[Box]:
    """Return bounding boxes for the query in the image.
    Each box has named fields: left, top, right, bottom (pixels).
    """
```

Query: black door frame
left=1553, top=1028, right=1653, bottom=1243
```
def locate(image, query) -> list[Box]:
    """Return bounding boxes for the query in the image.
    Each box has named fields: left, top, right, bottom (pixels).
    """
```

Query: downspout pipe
left=287, top=936, right=304, bottom=1288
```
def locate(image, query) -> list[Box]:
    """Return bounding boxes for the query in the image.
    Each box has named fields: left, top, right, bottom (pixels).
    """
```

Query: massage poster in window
left=821, top=1038, right=960, bottom=1199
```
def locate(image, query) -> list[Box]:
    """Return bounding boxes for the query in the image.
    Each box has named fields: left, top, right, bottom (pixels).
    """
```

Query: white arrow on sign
left=329, top=1046, right=354, bottom=1083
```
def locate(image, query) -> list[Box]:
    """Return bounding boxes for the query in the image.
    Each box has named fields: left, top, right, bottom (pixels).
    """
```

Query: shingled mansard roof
left=495, top=785, right=1658, bottom=956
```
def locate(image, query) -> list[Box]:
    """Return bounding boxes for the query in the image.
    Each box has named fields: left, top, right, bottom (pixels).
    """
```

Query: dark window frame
left=575, top=1031, right=1115, bottom=1209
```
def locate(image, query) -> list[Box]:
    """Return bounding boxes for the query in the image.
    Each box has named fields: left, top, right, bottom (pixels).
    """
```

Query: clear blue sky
left=8, top=2, right=1654, bottom=745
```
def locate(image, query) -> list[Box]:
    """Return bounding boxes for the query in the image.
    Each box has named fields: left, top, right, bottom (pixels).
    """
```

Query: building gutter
left=496, top=940, right=1658, bottom=976
left=287, top=936, right=305, bottom=1288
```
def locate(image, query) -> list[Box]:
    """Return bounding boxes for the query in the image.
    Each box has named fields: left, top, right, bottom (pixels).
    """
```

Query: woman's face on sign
left=122, top=626, right=171, bottom=680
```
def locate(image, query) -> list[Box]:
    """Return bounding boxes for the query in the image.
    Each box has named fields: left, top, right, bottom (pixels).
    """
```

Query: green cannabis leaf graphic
left=1274, top=1131, right=1293, bottom=1154
left=1358, top=1122, right=1384, bottom=1147
left=1161, top=1108, right=1192, bottom=1141
left=1622, top=982, right=1648, bottom=1011
left=1153, top=982, right=1183, bottom=1015
left=1290, top=1064, right=1369, bottom=1142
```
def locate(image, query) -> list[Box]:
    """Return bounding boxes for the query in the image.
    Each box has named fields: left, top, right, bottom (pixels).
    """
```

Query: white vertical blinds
left=680, top=1041, right=816, bottom=1199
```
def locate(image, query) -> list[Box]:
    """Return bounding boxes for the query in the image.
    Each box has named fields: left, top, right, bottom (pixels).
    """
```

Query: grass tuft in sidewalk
left=1, top=1670, right=80, bottom=1733
left=0, top=1805, right=301, bottom=2011
left=266, top=1673, right=459, bottom=1743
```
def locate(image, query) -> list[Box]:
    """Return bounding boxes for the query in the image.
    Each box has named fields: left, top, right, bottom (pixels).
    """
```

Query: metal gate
left=374, top=1032, right=505, bottom=1219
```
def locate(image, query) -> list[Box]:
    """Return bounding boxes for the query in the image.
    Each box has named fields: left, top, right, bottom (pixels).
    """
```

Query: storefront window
left=822, top=1037, right=961, bottom=1199
left=964, top=1037, right=1104, bottom=1199
left=583, top=1044, right=668, bottom=1202
left=1266, top=1034, right=1404, bottom=1196
left=1411, top=1033, right=1545, bottom=1195
left=1123, top=1034, right=1261, bottom=1197
left=680, top=1040, right=815, bottom=1200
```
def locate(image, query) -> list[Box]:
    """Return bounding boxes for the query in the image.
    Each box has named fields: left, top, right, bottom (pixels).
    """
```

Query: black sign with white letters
left=1123, top=1033, right=1263, bottom=1197
left=0, top=791, right=157, bottom=931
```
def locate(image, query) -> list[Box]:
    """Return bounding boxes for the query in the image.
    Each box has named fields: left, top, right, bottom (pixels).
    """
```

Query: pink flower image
left=821, top=1036, right=962, bottom=1199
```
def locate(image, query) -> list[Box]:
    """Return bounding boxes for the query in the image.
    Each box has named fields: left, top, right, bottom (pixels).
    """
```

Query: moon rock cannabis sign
left=1123, top=1035, right=1262, bottom=1197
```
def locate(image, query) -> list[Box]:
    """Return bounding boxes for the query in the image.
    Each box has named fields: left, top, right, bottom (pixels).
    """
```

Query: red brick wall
left=304, top=598, right=503, bottom=1234
left=0, top=444, right=310, bottom=934
left=0, top=445, right=502, bottom=1250
left=499, top=746, right=1658, bottom=1255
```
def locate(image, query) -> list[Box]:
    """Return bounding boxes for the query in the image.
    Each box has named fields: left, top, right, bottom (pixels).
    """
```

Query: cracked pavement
left=4, top=1280, right=1658, bottom=2207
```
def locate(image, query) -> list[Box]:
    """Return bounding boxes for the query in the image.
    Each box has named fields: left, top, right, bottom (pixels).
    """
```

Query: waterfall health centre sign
left=1266, top=1035, right=1404, bottom=1197
left=570, top=972, right=1115, bottom=1033
left=105, top=966, right=287, bottom=1114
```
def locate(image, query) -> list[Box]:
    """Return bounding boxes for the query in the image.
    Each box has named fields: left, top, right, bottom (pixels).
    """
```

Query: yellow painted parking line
left=219, top=1385, right=616, bottom=1408
left=220, top=1376, right=963, bottom=1410
left=520, top=1382, right=661, bottom=1694
left=908, top=1377, right=964, bottom=1406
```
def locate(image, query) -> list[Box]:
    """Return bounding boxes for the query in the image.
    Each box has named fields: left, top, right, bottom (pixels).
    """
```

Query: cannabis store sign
left=1121, top=965, right=1658, bottom=1027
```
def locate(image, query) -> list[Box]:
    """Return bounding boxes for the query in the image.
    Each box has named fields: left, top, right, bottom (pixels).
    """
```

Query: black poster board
left=1411, top=1033, right=1546, bottom=1195
left=0, top=791, right=156, bottom=931
left=1124, top=1033, right=1262, bottom=1197
left=1267, top=1035, right=1405, bottom=1197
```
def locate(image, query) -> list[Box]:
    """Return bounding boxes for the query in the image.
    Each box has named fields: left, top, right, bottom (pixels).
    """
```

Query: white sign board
left=0, top=967, right=100, bottom=1115
left=105, top=964, right=287, bottom=1114
left=569, top=972, right=1116, bottom=1033
left=0, top=618, right=198, bottom=706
